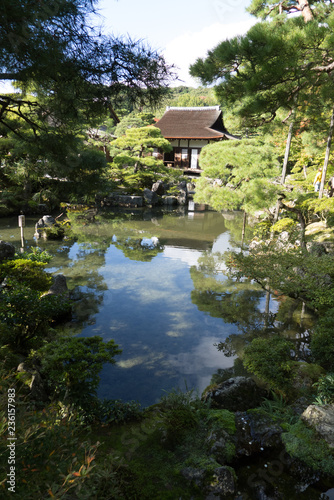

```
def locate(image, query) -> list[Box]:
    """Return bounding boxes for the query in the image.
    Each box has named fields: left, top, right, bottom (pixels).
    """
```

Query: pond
left=0, top=207, right=314, bottom=407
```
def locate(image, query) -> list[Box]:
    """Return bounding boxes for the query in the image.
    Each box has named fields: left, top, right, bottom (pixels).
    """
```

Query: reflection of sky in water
left=80, top=232, right=238, bottom=406
left=0, top=211, right=281, bottom=407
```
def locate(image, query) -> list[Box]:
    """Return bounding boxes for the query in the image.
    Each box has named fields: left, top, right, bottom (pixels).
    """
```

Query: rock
left=100, top=194, right=143, bottom=208
left=206, top=428, right=234, bottom=464
left=35, top=215, right=57, bottom=230
left=187, top=181, right=196, bottom=193
left=41, top=274, right=69, bottom=298
left=17, top=362, right=48, bottom=401
left=35, top=215, right=64, bottom=239
left=177, top=181, right=188, bottom=205
left=151, top=181, right=165, bottom=195
left=235, top=411, right=283, bottom=457
left=177, top=190, right=187, bottom=205
left=203, top=377, right=267, bottom=412
left=181, top=467, right=206, bottom=487
left=205, top=466, right=235, bottom=498
left=162, top=195, right=178, bottom=206
left=301, top=404, right=334, bottom=448
left=178, top=180, right=188, bottom=190
left=143, top=188, right=159, bottom=206
left=0, top=241, right=15, bottom=261
left=181, top=466, right=236, bottom=499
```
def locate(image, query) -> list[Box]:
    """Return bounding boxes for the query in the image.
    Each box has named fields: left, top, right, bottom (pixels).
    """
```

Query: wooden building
left=154, top=106, right=239, bottom=173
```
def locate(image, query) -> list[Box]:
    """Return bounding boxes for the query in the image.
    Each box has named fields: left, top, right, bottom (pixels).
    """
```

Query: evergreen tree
left=108, top=126, right=173, bottom=190
left=0, top=0, right=174, bottom=144
left=194, top=137, right=281, bottom=214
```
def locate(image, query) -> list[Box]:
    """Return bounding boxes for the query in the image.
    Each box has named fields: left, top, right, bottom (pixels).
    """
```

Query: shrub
left=310, top=308, right=334, bottom=370
left=271, top=217, right=297, bottom=234
left=313, top=373, right=334, bottom=405
left=158, top=388, right=207, bottom=447
left=89, top=399, right=142, bottom=424
left=0, top=286, right=70, bottom=354
left=0, top=259, right=52, bottom=291
left=37, top=336, right=122, bottom=408
left=243, top=336, right=295, bottom=392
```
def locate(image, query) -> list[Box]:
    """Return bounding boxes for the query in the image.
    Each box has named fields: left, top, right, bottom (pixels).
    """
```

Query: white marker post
left=18, top=215, right=25, bottom=251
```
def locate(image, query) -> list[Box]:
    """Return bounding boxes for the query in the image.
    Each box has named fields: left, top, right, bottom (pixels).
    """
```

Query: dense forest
left=1, top=0, right=334, bottom=498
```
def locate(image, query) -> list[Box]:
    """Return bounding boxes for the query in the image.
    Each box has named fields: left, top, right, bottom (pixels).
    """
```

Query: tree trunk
left=273, top=118, right=294, bottom=223
left=297, top=0, right=313, bottom=22
left=241, top=211, right=247, bottom=249
left=281, top=120, right=294, bottom=184
left=319, top=105, right=334, bottom=199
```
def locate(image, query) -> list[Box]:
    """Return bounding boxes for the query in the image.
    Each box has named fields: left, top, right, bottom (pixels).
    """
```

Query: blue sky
left=97, top=0, right=255, bottom=86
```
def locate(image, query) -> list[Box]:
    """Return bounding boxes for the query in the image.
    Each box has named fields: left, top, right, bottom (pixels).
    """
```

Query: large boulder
left=0, top=241, right=15, bottom=261
left=35, top=215, right=57, bottom=230
left=35, top=215, right=64, bottom=239
left=41, top=274, right=69, bottom=298
left=103, top=194, right=143, bottom=208
left=205, top=466, right=235, bottom=499
left=301, top=404, right=334, bottom=448
left=151, top=181, right=166, bottom=196
left=162, top=195, right=178, bottom=206
left=177, top=180, right=188, bottom=205
left=203, top=377, right=267, bottom=412
left=181, top=466, right=235, bottom=499
left=234, top=411, right=283, bottom=457
left=143, top=188, right=159, bottom=206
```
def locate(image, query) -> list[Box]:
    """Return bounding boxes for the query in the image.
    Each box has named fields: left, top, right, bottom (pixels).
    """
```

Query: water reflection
left=0, top=209, right=313, bottom=406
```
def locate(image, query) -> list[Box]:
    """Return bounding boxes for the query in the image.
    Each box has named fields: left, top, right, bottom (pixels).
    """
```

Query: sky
left=97, top=0, right=255, bottom=86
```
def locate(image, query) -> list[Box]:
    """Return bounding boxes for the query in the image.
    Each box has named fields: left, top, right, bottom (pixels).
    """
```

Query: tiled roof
left=154, top=106, right=239, bottom=140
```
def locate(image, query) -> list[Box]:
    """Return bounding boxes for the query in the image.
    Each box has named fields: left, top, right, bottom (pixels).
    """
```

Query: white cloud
left=0, top=80, right=15, bottom=93
left=164, top=20, right=255, bottom=87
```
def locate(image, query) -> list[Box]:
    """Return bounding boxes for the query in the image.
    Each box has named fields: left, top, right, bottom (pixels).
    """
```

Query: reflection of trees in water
left=49, top=213, right=166, bottom=326
left=113, top=237, right=163, bottom=262
left=221, top=211, right=254, bottom=248
left=190, top=251, right=315, bottom=362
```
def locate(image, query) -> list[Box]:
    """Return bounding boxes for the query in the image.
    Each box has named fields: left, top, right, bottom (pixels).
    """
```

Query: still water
left=0, top=208, right=312, bottom=407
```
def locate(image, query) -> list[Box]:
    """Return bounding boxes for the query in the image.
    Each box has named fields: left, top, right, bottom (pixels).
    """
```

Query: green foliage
left=114, top=112, right=155, bottom=137
left=0, top=286, right=70, bottom=354
left=194, top=137, right=281, bottom=213
left=243, top=336, right=295, bottom=392
left=0, top=259, right=51, bottom=291
left=282, top=420, right=334, bottom=476
left=37, top=336, right=122, bottom=407
left=0, top=375, right=113, bottom=499
left=206, top=409, right=236, bottom=435
left=310, top=308, right=334, bottom=370
left=313, top=373, right=334, bottom=405
left=271, top=217, right=297, bottom=234
left=300, top=196, right=334, bottom=225
left=109, top=126, right=173, bottom=191
left=19, top=247, right=52, bottom=263
left=253, top=220, right=272, bottom=239
left=227, top=246, right=334, bottom=312
left=158, top=388, right=208, bottom=447
left=89, top=399, right=142, bottom=425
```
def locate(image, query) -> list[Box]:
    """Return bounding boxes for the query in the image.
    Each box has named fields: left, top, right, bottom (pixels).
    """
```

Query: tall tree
left=190, top=3, right=334, bottom=207
left=0, top=0, right=174, bottom=143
